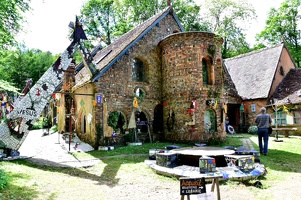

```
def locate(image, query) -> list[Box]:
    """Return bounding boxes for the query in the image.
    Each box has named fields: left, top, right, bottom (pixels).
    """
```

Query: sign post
left=180, top=177, right=206, bottom=199
left=180, top=175, right=222, bottom=200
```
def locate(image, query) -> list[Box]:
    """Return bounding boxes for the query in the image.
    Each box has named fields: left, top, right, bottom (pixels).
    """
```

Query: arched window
left=108, top=111, right=127, bottom=134
left=202, top=57, right=213, bottom=85
left=202, top=59, right=209, bottom=85
left=81, top=115, right=86, bottom=134
left=132, top=58, right=146, bottom=82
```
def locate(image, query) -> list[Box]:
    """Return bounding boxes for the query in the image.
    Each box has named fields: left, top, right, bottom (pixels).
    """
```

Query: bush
left=32, top=117, right=50, bottom=130
left=50, top=125, right=58, bottom=132
left=0, top=170, right=8, bottom=190
left=207, top=137, right=223, bottom=146
left=248, top=126, right=258, bottom=134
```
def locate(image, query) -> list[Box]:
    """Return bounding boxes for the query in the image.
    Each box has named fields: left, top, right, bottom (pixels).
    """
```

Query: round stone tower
left=159, top=32, right=224, bottom=142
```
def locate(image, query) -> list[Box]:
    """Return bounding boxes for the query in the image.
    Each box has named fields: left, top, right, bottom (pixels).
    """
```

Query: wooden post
left=148, top=125, right=152, bottom=143
left=180, top=195, right=190, bottom=200
left=211, top=177, right=221, bottom=200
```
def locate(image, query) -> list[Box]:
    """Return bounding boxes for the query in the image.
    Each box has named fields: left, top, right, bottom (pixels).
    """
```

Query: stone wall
left=93, top=14, right=181, bottom=143
left=159, top=32, right=225, bottom=142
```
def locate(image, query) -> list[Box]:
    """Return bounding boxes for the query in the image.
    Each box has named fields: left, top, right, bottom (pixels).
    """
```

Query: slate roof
left=223, top=43, right=284, bottom=100
left=222, top=64, right=240, bottom=100
left=74, top=6, right=184, bottom=88
left=270, top=68, right=301, bottom=105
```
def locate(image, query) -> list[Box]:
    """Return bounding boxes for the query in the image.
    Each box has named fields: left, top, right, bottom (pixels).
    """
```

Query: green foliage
left=80, top=0, right=202, bottom=46
left=107, top=111, right=119, bottom=130
left=248, top=126, right=258, bottom=134
left=32, top=117, right=50, bottom=130
left=123, top=130, right=135, bottom=143
left=256, top=0, right=301, bottom=67
left=50, top=125, right=58, bottom=133
left=0, top=169, right=9, bottom=190
left=0, top=47, right=56, bottom=89
left=206, top=137, right=223, bottom=146
left=80, top=0, right=116, bottom=45
left=202, top=0, right=256, bottom=58
left=0, top=80, right=20, bottom=94
left=0, top=0, right=30, bottom=51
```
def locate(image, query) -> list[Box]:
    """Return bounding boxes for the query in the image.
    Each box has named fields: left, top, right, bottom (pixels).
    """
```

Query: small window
left=202, top=57, right=213, bottom=85
left=293, top=111, right=301, bottom=124
left=251, top=104, right=256, bottom=112
left=279, top=66, right=285, bottom=76
left=81, top=115, right=86, bottom=133
left=274, top=111, right=287, bottom=125
left=132, top=58, right=146, bottom=82
left=202, top=60, right=209, bottom=85
left=135, top=87, right=146, bottom=100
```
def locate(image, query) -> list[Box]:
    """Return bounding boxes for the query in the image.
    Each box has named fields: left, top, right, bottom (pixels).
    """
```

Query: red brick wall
left=159, top=32, right=226, bottom=142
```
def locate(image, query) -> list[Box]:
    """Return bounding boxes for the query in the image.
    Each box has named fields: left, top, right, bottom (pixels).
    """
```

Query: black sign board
left=180, top=177, right=206, bottom=195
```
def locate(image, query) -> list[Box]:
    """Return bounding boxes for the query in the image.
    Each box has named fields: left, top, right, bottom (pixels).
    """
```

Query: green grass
left=0, top=134, right=300, bottom=200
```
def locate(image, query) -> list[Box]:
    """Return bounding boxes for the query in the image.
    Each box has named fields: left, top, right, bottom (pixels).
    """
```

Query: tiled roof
left=92, top=6, right=183, bottom=81
left=222, top=64, right=240, bottom=99
left=224, top=43, right=284, bottom=100
left=270, top=68, right=301, bottom=105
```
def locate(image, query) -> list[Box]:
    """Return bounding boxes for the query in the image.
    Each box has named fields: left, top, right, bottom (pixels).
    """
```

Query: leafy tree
left=0, top=46, right=56, bottom=89
left=0, top=0, right=30, bottom=51
left=115, top=0, right=203, bottom=31
left=80, top=0, right=117, bottom=46
left=0, top=79, right=20, bottom=94
left=256, top=0, right=301, bottom=67
left=201, top=0, right=256, bottom=58
left=80, top=0, right=202, bottom=46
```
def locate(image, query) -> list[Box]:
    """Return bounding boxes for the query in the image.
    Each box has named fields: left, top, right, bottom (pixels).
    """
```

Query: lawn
left=0, top=134, right=300, bottom=200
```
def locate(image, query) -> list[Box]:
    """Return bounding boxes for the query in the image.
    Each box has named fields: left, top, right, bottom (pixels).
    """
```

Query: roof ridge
left=107, top=6, right=171, bottom=48
left=224, top=43, right=284, bottom=61
left=93, top=6, right=171, bottom=56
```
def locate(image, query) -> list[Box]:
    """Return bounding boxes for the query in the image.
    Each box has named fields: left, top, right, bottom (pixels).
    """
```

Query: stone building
left=56, top=6, right=226, bottom=147
left=223, top=43, right=297, bottom=133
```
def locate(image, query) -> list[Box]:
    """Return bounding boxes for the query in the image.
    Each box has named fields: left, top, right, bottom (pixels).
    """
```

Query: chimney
left=167, top=0, right=171, bottom=6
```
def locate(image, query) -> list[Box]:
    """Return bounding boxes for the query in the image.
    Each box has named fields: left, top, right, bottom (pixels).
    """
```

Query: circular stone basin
left=170, top=146, right=235, bottom=167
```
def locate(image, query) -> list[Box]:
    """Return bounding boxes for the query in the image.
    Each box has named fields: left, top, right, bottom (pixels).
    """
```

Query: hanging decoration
left=206, top=99, right=217, bottom=110
left=223, top=103, right=228, bottom=114
left=128, top=110, right=136, bottom=129
left=133, top=97, right=138, bottom=108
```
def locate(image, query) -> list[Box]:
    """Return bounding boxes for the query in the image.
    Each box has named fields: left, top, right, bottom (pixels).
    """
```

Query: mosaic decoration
left=0, top=16, right=89, bottom=150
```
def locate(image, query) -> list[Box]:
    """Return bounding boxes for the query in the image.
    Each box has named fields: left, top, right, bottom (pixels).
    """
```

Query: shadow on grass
left=249, top=135, right=301, bottom=173
left=4, top=141, right=187, bottom=194
left=2, top=170, right=41, bottom=199
left=258, top=148, right=301, bottom=173
left=6, top=154, right=147, bottom=188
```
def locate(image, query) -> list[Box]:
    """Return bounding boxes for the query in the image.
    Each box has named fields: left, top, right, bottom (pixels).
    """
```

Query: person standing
left=255, top=107, right=272, bottom=155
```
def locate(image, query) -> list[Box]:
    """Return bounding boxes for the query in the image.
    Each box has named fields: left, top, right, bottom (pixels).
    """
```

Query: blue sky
left=17, top=0, right=282, bottom=55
